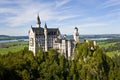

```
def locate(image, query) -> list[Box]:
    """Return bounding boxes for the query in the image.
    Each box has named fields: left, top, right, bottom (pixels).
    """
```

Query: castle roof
left=47, top=28, right=59, bottom=35
left=75, top=27, right=78, bottom=29
left=31, top=27, right=59, bottom=35
left=31, top=27, right=44, bottom=35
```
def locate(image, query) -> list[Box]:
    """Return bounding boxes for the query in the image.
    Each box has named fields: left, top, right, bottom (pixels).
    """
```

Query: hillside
left=0, top=35, right=28, bottom=40
left=0, top=42, right=120, bottom=80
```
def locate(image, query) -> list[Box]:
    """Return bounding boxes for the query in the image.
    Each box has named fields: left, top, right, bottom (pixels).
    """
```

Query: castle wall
left=47, top=35, right=57, bottom=49
left=29, top=31, right=36, bottom=56
left=36, top=35, right=45, bottom=50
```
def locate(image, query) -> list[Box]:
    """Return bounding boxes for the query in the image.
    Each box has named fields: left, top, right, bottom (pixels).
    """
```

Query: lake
left=86, top=38, right=111, bottom=41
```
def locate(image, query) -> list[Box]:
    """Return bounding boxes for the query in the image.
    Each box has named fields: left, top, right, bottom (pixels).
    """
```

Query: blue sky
left=0, top=0, right=120, bottom=36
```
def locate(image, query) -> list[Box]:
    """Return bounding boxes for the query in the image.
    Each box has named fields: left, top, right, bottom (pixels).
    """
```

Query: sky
left=0, top=0, right=120, bottom=36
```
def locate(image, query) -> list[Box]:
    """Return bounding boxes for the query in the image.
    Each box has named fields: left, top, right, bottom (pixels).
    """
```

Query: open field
left=97, top=41, right=116, bottom=48
left=97, top=39, right=120, bottom=57
left=0, top=41, right=28, bottom=55
left=105, top=51, right=120, bottom=57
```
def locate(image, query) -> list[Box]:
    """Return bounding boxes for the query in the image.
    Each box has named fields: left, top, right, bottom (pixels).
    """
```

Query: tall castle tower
left=44, top=23, right=48, bottom=52
left=74, top=27, right=79, bottom=43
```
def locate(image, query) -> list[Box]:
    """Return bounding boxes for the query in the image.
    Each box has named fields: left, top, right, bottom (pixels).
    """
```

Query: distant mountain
left=0, top=35, right=11, bottom=40
left=65, top=34, right=120, bottom=39
left=79, top=34, right=120, bottom=39
left=0, top=35, right=28, bottom=40
left=0, top=35, right=10, bottom=37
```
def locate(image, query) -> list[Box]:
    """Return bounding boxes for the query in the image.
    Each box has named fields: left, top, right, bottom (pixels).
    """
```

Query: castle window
left=30, top=38, right=34, bottom=46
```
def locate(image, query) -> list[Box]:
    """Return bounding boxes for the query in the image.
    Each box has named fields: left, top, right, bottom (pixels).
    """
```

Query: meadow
left=97, top=38, right=120, bottom=57
left=0, top=41, right=28, bottom=55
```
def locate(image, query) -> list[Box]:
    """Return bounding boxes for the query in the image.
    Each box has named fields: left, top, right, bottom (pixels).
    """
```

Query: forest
left=0, top=41, right=120, bottom=80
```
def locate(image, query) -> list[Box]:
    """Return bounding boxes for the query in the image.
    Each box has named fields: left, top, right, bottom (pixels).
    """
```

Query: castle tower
left=61, top=35, right=67, bottom=58
left=61, top=39, right=67, bottom=58
left=67, top=40, right=72, bottom=58
left=93, top=41, right=97, bottom=47
left=74, top=27, right=79, bottom=43
left=44, top=23, right=48, bottom=52
left=36, top=14, right=41, bottom=27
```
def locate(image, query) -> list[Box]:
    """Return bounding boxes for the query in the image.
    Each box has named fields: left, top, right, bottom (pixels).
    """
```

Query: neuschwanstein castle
left=29, top=15, right=80, bottom=58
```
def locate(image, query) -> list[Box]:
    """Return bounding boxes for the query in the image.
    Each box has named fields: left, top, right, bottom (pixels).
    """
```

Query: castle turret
left=68, top=40, right=72, bottom=58
left=74, top=27, right=79, bottom=43
left=44, top=23, right=48, bottom=52
left=57, top=29, right=61, bottom=39
left=36, top=14, right=41, bottom=28
left=93, top=41, right=97, bottom=47
left=61, top=39, right=67, bottom=58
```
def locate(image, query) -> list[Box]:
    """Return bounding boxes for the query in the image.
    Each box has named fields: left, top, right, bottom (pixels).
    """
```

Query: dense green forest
left=0, top=42, right=120, bottom=80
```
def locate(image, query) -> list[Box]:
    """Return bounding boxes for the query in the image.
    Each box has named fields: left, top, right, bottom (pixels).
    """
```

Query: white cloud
left=0, top=8, right=17, bottom=13
left=101, top=0, right=120, bottom=8
left=0, top=0, right=80, bottom=27
left=0, top=0, right=56, bottom=27
left=55, top=0, right=71, bottom=7
left=0, top=0, right=13, bottom=4
left=80, top=23, right=108, bottom=28
left=56, top=15, right=80, bottom=21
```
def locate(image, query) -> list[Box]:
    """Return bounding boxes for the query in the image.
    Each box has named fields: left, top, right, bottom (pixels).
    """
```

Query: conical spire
left=36, top=14, right=41, bottom=27
left=31, top=25, right=32, bottom=28
left=44, top=22, right=47, bottom=29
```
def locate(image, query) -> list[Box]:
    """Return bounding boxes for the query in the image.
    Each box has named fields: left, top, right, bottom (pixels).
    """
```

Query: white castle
left=28, top=15, right=80, bottom=58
